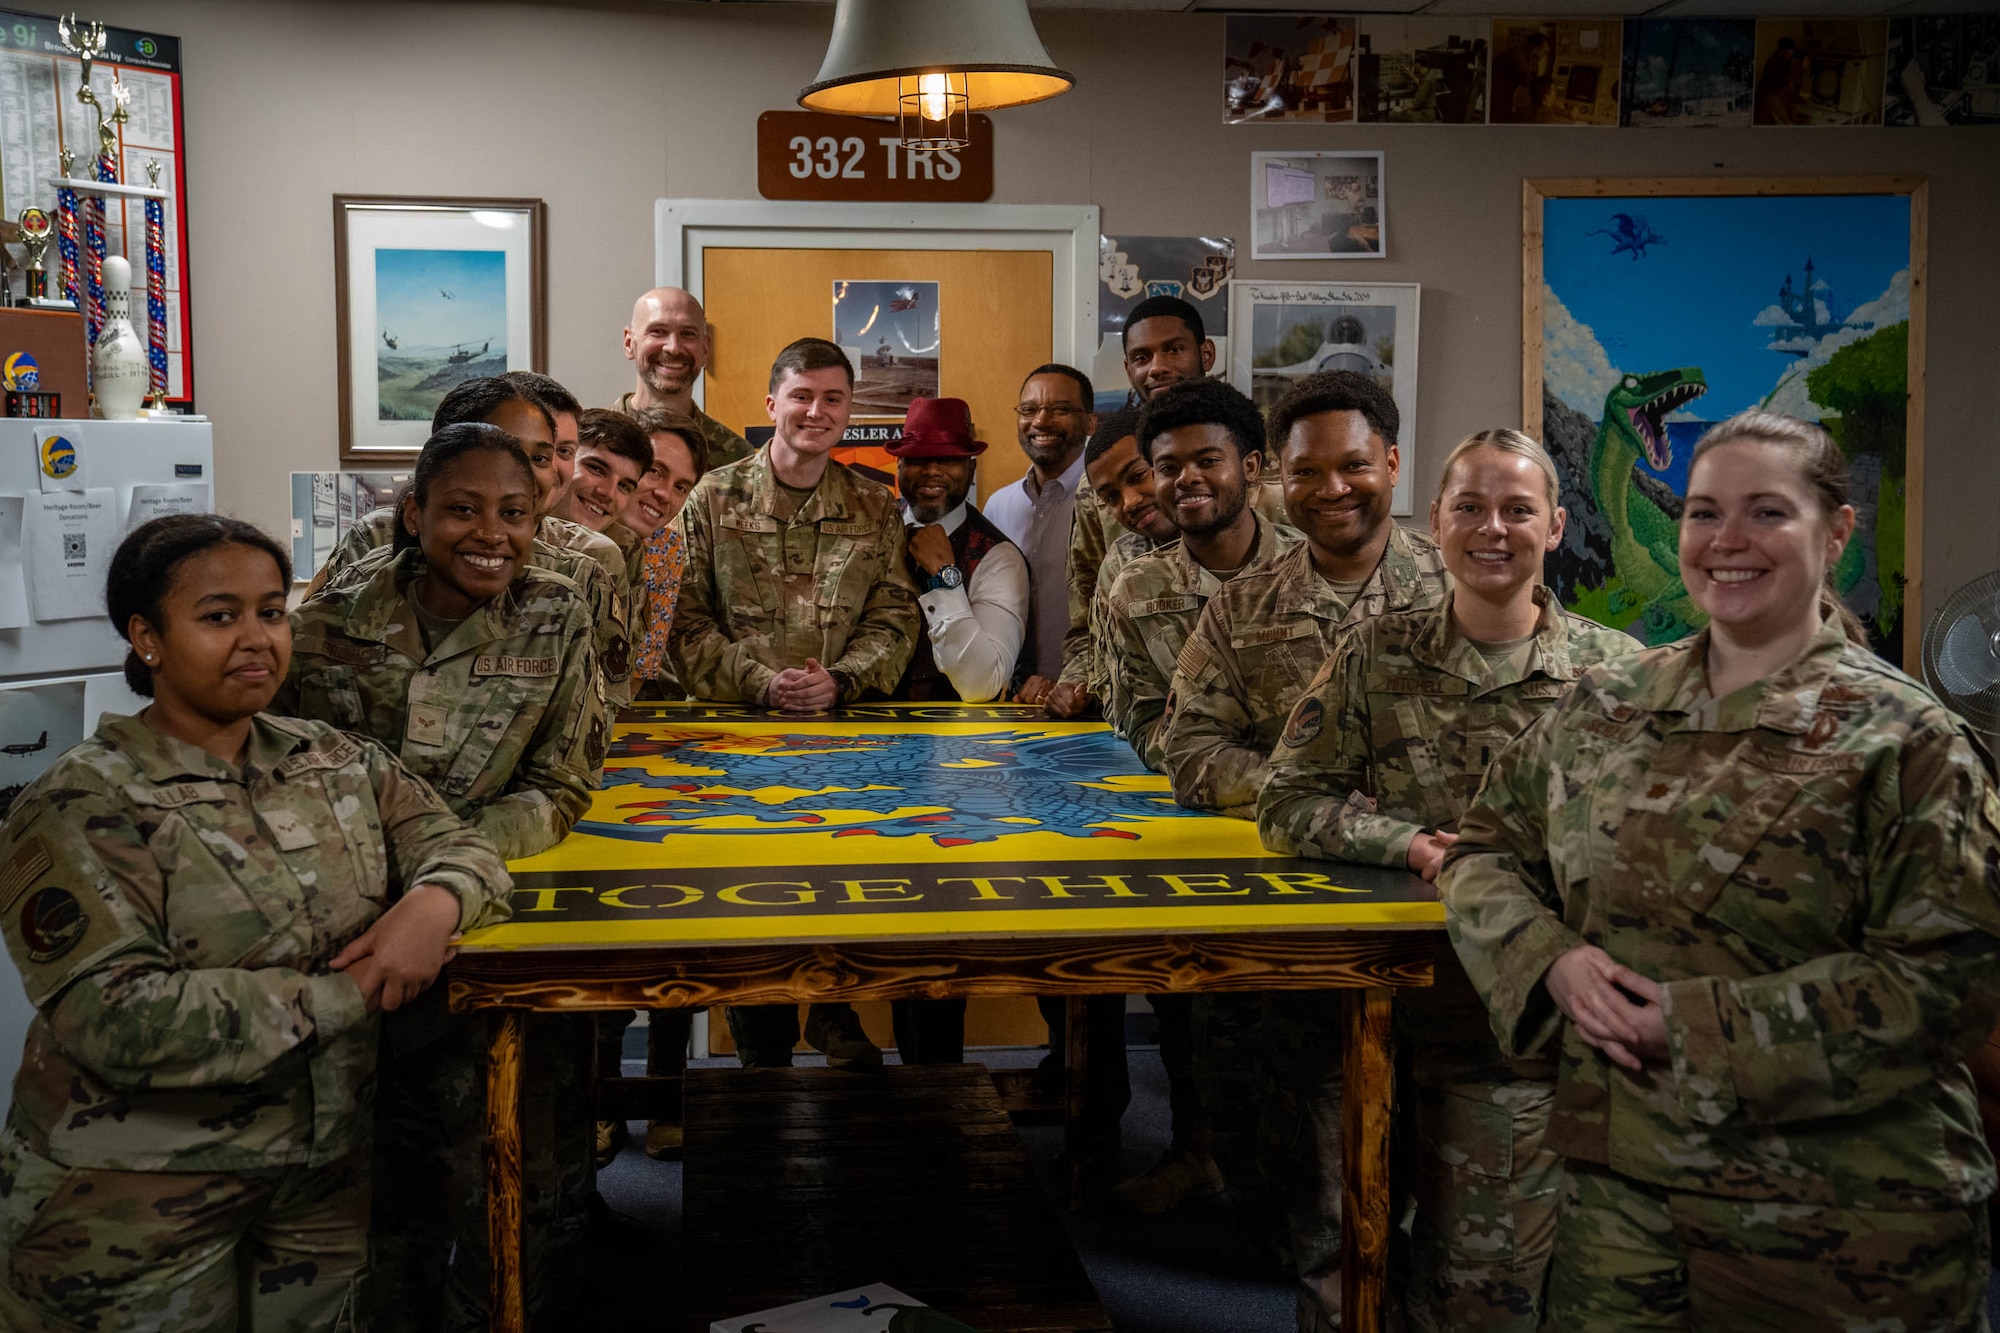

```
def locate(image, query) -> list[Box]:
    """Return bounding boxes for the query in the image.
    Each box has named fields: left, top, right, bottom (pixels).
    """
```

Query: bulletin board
left=0, top=9, right=194, bottom=406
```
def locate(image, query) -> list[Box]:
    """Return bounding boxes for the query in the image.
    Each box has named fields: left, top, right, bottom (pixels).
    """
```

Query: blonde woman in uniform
left=1259, top=430, right=1635, bottom=1330
left=1442, top=411, right=2000, bottom=1329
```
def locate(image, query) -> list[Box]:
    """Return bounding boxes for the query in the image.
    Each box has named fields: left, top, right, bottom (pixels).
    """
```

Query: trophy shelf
left=0, top=308, right=89, bottom=417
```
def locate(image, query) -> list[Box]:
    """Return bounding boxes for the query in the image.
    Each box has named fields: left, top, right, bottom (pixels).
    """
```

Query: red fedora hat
left=887, top=397, right=987, bottom=459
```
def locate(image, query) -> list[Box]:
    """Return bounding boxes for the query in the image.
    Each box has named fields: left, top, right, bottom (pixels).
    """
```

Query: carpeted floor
left=586, top=1037, right=1295, bottom=1332
left=584, top=1034, right=2000, bottom=1332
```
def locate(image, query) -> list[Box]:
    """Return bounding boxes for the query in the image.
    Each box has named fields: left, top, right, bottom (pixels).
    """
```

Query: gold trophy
left=17, top=209, right=52, bottom=301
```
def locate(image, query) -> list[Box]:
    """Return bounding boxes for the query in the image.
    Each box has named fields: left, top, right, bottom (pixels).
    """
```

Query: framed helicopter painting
left=1227, top=278, right=1420, bottom=515
left=333, top=194, right=547, bottom=461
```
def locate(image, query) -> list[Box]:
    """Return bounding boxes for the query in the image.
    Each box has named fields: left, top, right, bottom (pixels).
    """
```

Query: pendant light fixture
left=799, top=0, right=1074, bottom=150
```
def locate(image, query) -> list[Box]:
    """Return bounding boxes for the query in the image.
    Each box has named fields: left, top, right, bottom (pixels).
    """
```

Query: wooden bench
left=682, top=1065, right=1111, bottom=1332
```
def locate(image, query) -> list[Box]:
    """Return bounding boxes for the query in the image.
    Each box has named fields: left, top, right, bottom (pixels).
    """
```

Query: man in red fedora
left=890, top=397, right=1032, bottom=710
left=882, top=398, right=1031, bottom=1065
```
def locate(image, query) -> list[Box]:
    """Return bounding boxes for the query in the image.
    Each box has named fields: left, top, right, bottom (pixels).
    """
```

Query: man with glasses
left=981, top=364, right=1096, bottom=696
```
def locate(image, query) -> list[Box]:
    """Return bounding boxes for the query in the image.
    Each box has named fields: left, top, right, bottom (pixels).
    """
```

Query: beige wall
left=92, top=0, right=2000, bottom=609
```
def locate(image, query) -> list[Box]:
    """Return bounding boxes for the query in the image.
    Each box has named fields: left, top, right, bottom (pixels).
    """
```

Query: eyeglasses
left=1015, top=404, right=1083, bottom=420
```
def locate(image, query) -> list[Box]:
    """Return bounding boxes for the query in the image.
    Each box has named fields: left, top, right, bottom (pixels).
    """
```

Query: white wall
left=81, top=0, right=2000, bottom=608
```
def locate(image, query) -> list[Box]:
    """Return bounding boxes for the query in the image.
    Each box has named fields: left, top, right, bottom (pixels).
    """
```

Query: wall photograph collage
left=1223, top=14, right=1998, bottom=129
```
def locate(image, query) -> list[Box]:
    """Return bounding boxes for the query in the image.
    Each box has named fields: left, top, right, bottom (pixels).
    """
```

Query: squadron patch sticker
left=1282, top=697, right=1325, bottom=750
left=19, top=886, right=87, bottom=963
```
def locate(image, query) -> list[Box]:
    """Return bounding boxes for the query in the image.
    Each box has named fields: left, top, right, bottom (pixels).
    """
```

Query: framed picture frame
left=1227, top=278, right=1420, bottom=515
left=333, top=195, right=546, bottom=462
left=1250, top=150, right=1385, bottom=260
left=1524, top=175, right=1926, bottom=665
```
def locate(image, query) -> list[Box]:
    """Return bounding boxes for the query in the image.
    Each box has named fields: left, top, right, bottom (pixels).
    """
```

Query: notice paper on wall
left=126, top=483, right=212, bottom=532
left=0, top=496, right=28, bottom=628
left=25, top=489, right=118, bottom=622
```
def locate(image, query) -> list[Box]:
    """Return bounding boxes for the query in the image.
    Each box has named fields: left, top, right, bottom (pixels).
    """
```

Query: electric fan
left=1922, top=571, right=2000, bottom=736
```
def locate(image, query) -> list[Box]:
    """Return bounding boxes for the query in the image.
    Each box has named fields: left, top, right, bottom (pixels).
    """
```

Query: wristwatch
left=922, top=564, right=963, bottom=593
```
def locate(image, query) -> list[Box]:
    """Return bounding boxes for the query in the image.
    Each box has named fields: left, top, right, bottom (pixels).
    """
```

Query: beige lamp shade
left=799, top=0, right=1074, bottom=116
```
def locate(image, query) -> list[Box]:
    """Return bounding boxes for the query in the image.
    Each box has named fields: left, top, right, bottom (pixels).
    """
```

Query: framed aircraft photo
left=1227, top=279, right=1420, bottom=514
left=333, top=195, right=546, bottom=462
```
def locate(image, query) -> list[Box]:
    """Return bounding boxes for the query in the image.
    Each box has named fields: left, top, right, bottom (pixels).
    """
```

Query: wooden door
left=700, top=247, right=1053, bottom=501
left=697, top=246, right=1057, bottom=1049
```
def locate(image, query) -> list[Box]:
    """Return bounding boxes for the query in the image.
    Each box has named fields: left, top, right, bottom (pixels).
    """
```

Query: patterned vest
left=896, top=505, right=1034, bottom=701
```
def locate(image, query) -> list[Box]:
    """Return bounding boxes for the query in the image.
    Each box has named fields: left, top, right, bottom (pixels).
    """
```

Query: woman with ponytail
left=1441, top=411, right=2000, bottom=1328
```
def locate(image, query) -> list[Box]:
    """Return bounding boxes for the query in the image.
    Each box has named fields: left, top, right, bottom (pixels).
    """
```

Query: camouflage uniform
left=1165, top=526, right=1448, bottom=817
left=1259, top=589, right=1633, bottom=1332
left=1439, top=611, right=2000, bottom=1331
left=0, top=712, right=509, bottom=1332
left=1099, top=513, right=1299, bottom=773
left=668, top=448, right=919, bottom=704
left=1061, top=477, right=1289, bottom=694
left=309, top=508, right=635, bottom=707
left=1156, top=527, right=1442, bottom=1317
left=611, top=394, right=754, bottom=471
left=277, top=548, right=607, bottom=1332
left=669, top=448, right=917, bottom=1060
left=1057, top=480, right=1121, bottom=690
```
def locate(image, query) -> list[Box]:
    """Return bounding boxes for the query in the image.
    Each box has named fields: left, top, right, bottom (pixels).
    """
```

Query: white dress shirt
left=980, top=451, right=1085, bottom=679
left=904, top=501, right=1031, bottom=703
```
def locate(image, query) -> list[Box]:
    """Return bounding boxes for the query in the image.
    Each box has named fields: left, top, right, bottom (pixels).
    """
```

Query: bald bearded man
left=616, top=286, right=753, bottom=469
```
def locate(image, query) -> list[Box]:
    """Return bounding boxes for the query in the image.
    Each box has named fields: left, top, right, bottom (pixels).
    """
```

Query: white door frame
left=654, top=199, right=1100, bottom=410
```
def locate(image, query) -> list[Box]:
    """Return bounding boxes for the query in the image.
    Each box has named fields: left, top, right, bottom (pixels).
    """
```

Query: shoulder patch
left=474, top=654, right=560, bottom=678
left=276, top=735, right=364, bottom=777
left=1982, top=783, right=2000, bottom=838
left=0, top=836, right=53, bottom=914
left=1282, top=696, right=1326, bottom=751
left=1175, top=636, right=1212, bottom=681
left=123, top=780, right=228, bottom=809
left=18, top=886, right=88, bottom=963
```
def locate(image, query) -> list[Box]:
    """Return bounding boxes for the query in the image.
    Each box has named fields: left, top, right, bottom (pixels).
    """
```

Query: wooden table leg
left=1063, top=993, right=1089, bottom=1210
left=486, top=1009, right=526, bottom=1333
left=1341, top=986, right=1394, bottom=1333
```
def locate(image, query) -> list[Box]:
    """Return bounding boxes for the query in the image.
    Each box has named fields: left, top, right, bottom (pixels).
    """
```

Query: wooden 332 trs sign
left=756, top=110, right=994, bottom=203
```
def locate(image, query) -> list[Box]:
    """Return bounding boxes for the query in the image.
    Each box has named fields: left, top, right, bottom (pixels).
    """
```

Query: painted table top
left=458, top=701, right=1444, bottom=953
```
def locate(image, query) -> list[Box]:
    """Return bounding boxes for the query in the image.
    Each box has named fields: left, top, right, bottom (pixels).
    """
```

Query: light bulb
left=920, top=72, right=950, bottom=123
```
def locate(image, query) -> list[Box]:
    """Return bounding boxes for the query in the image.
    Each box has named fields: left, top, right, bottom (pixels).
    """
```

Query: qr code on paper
left=63, top=532, right=86, bottom=563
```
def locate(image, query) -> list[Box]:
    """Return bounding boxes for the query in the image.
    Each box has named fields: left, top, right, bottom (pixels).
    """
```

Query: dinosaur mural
left=1590, top=367, right=1707, bottom=642
left=587, top=727, right=1197, bottom=848
left=1543, top=192, right=1914, bottom=663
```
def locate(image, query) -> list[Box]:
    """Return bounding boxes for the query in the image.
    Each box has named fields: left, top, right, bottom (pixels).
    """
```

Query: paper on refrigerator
left=0, top=496, right=28, bottom=628
left=125, top=482, right=212, bottom=532
left=25, top=489, right=118, bottom=622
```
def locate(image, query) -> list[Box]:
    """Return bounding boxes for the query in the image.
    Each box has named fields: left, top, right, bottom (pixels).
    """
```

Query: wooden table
left=449, top=701, right=1443, bottom=1333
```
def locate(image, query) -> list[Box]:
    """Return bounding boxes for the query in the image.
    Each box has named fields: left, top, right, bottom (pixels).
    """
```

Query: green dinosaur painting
left=1591, top=367, right=1707, bottom=642
left=1543, top=191, right=1913, bottom=662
